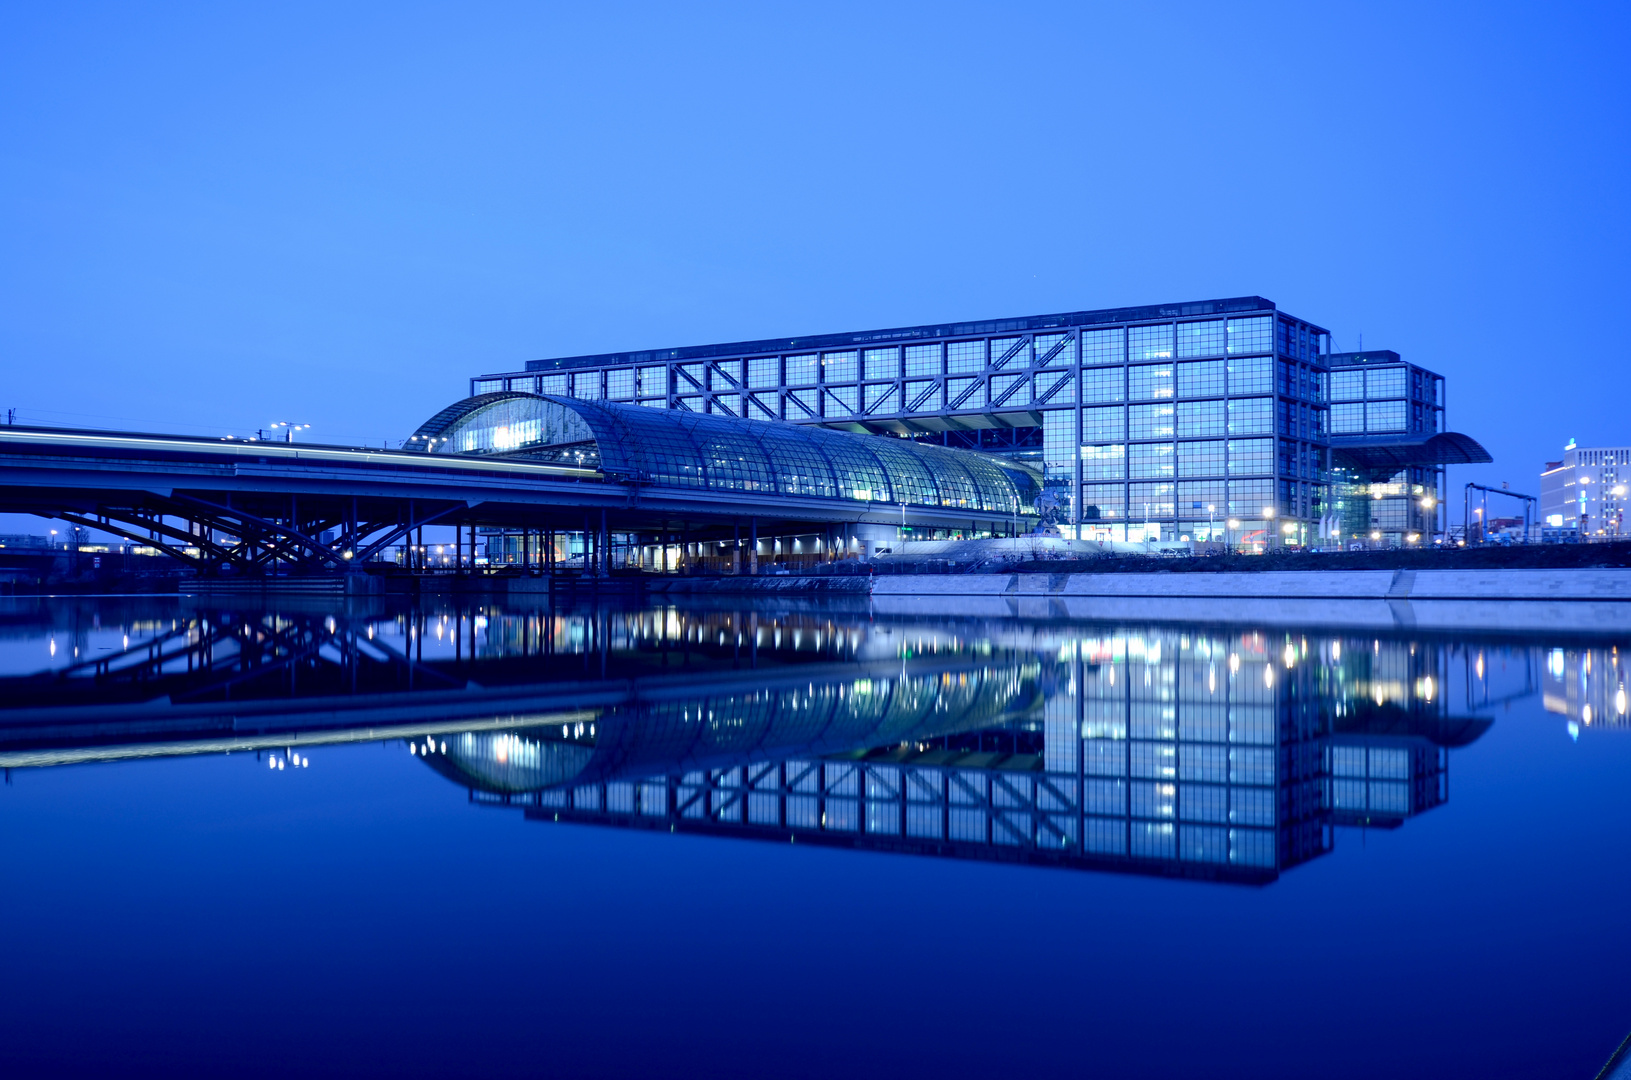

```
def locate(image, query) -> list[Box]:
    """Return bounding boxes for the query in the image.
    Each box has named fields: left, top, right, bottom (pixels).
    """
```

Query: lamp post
left=270, top=422, right=310, bottom=443
left=1226, top=518, right=1240, bottom=553
left=1263, top=506, right=1276, bottom=551
left=1207, top=504, right=1216, bottom=551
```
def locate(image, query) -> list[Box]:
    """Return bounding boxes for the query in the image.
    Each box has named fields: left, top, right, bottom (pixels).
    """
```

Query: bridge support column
left=749, top=518, right=758, bottom=576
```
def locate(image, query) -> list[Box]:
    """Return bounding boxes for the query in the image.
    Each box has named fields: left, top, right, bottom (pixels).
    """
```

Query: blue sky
left=1, top=2, right=1627, bottom=503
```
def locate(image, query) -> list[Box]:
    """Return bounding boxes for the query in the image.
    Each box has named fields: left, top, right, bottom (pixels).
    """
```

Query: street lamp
left=1226, top=518, right=1240, bottom=552
left=1419, top=493, right=1439, bottom=542
left=270, top=422, right=310, bottom=443
left=1207, top=504, right=1216, bottom=549
left=1263, top=506, right=1276, bottom=551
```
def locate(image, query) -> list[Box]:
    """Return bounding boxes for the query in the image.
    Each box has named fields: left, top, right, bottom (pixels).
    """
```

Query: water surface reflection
left=4, top=598, right=1620, bottom=888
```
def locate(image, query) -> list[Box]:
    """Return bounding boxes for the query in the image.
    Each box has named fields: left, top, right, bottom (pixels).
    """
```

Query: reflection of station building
left=431, top=624, right=1490, bottom=884
left=0, top=599, right=1499, bottom=886
left=1542, top=646, right=1630, bottom=729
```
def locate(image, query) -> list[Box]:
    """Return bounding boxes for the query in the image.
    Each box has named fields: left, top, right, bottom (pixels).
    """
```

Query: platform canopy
left=1328, top=431, right=1492, bottom=480
left=408, top=392, right=1042, bottom=513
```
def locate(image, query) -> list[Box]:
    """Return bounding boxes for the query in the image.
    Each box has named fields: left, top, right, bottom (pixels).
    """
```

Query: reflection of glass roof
left=431, top=662, right=1042, bottom=795
left=408, top=392, right=1041, bottom=511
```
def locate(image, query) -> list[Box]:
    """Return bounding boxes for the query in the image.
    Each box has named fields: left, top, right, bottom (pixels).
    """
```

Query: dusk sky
left=2, top=2, right=1627, bottom=513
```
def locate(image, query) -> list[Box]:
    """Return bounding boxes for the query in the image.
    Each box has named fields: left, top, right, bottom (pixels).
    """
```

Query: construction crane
left=1463, top=482, right=1536, bottom=544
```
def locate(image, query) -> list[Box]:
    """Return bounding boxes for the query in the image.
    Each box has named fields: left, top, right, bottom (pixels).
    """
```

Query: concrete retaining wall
left=871, top=568, right=1631, bottom=601
left=869, top=569, right=1631, bottom=634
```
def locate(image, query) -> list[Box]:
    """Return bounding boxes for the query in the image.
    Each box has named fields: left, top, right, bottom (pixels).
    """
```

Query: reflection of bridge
left=0, top=604, right=1027, bottom=767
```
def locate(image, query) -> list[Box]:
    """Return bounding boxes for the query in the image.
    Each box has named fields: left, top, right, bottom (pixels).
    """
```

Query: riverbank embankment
left=869, top=568, right=1631, bottom=633
left=651, top=567, right=1631, bottom=634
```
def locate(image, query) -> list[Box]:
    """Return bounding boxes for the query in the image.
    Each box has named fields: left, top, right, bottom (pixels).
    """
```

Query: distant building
left=1540, top=442, right=1630, bottom=540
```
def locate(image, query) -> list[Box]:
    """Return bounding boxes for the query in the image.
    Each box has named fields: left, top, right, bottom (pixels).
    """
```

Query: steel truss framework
left=23, top=491, right=466, bottom=577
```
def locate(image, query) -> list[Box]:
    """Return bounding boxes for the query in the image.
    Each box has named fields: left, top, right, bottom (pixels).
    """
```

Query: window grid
left=1129, top=363, right=1175, bottom=401
left=1129, top=324, right=1173, bottom=361
left=1175, top=320, right=1225, bottom=358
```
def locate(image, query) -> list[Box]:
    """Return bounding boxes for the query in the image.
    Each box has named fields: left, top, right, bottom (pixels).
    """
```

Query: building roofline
left=481, top=296, right=1329, bottom=376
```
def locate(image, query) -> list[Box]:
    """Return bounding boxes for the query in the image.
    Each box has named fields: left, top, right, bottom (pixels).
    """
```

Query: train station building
left=469, top=296, right=1491, bottom=548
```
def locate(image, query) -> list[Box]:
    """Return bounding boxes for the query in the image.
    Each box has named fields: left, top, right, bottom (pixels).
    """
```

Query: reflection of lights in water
left=1569, top=721, right=1581, bottom=741
left=1283, top=644, right=1295, bottom=669
left=1583, top=704, right=1594, bottom=725
left=1618, top=689, right=1628, bottom=716
left=1549, top=649, right=1565, bottom=678
left=1332, top=640, right=1341, bottom=661
left=49, top=638, right=55, bottom=657
left=1229, top=654, right=1240, bottom=675
left=1264, top=665, right=1274, bottom=688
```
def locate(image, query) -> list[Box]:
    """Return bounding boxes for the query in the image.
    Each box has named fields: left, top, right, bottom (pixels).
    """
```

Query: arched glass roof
left=408, top=392, right=1041, bottom=512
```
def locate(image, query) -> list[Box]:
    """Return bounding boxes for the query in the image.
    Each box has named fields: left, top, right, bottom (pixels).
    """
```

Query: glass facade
left=1324, top=351, right=1447, bottom=545
left=410, top=393, right=1039, bottom=512
left=464, top=298, right=1476, bottom=546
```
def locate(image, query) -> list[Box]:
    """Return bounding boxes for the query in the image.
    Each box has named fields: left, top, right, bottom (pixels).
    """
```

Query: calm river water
left=1, top=594, right=1627, bottom=1078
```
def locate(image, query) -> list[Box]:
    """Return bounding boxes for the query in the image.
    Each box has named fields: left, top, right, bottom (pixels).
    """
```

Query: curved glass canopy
left=409, top=392, right=1041, bottom=512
